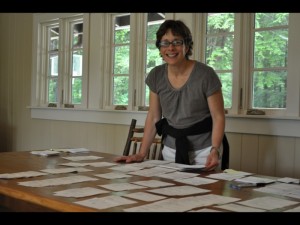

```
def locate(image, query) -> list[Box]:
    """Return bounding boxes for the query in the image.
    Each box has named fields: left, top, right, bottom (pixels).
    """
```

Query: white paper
left=31, top=150, right=60, bottom=156
left=128, top=167, right=176, bottom=177
left=155, top=171, right=199, bottom=180
left=54, top=187, right=108, bottom=198
left=132, top=180, right=175, bottom=188
left=174, top=176, right=218, bottom=186
left=147, top=185, right=210, bottom=196
left=86, top=162, right=117, bottom=167
left=99, top=182, right=146, bottom=192
left=124, top=194, right=240, bottom=212
left=94, top=172, right=132, bottom=179
left=40, top=167, right=92, bottom=174
left=0, top=171, right=47, bottom=179
left=235, top=176, right=276, bottom=184
left=18, top=175, right=98, bottom=187
left=237, top=196, right=299, bottom=210
left=215, top=203, right=266, bottom=212
left=123, top=192, right=167, bottom=202
left=276, top=177, right=300, bottom=184
left=206, top=173, right=249, bottom=181
left=254, top=182, right=300, bottom=200
left=75, top=195, right=136, bottom=210
left=62, top=155, right=103, bottom=161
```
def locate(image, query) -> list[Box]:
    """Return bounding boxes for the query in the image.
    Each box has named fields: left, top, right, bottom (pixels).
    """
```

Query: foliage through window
left=32, top=13, right=299, bottom=120
left=204, top=13, right=289, bottom=113
left=251, top=13, right=289, bottom=109
left=145, top=13, right=165, bottom=106
left=112, top=14, right=130, bottom=106
left=205, top=13, right=234, bottom=109
left=33, top=13, right=87, bottom=108
left=110, top=13, right=165, bottom=107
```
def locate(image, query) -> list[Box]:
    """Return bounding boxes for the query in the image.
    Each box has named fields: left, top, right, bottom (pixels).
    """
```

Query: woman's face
left=159, top=29, right=188, bottom=65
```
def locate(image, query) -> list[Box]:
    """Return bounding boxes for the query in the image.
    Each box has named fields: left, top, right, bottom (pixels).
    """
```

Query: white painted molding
left=30, top=107, right=300, bottom=138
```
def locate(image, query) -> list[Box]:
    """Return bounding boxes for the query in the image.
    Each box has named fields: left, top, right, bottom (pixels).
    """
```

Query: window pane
left=72, top=77, right=82, bottom=104
left=252, top=13, right=289, bottom=110
left=113, top=76, right=129, bottom=105
left=207, top=13, right=234, bottom=34
left=70, top=22, right=84, bottom=105
left=205, top=13, right=234, bottom=110
left=49, top=53, right=58, bottom=76
left=48, top=78, right=58, bottom=103
left=47, top=25, right=59, bottom=105
left=145, top=13, right=165, bottom=106
left=145, top=86, right=150, bottom=106
left=72, top=50, right=83, bottom=76
left=115, top=28, right=130, bottom=44
left=114, top=15, right=130, bottom=44
left=49, top=27, right=59, bottom=51
left=114, top=46, right=130, bottom=74
left=146, top=13, right=164, bottom=40
left=255, top=13, right=289, bottom=28
left=146, top=43, right=163, bottom=73
left=252, top=71, right=287, bottom=108
left=218, top=72, right=232, bottom=108
left=254, top=30, right=288, bottom=68
left=112, top=14, right=130, bottom=106
left=206, top=35, right=234, bottom=70
left=73, top=23, right=83, bottom=48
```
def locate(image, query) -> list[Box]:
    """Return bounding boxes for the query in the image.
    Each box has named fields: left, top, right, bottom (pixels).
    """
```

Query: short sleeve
left=203, top=66, right=222, bottom=97
left=145, top=64, right=165, bottom=94
left=145, top=67, right=157, bottom=93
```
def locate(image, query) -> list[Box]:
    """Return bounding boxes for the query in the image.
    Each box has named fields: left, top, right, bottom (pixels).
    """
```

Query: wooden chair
left=123, top=119, right=163, bottom=160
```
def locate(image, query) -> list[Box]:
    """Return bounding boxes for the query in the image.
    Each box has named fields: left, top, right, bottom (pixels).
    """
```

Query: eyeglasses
left=159, top=39, right=184, bottom=48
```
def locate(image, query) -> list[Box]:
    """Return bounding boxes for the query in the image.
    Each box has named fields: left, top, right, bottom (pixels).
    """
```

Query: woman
left=115, top=20, right=228, bottom=171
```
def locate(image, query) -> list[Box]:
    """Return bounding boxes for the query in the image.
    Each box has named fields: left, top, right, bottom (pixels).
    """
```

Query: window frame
left=30, top=13, right=300, bottom=138
left=103, top=13, right=168, bottom=110
left=31, top=13, right=89, bottom=109
left=247, top=13, right=289, bottom=116
left=111, top=13, right=131, bottom=107
left=197, top=13, right=300, bottom=118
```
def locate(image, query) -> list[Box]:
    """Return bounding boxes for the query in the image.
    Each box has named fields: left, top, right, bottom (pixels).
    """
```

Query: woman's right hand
left=114, top=152, right=145, bottom=163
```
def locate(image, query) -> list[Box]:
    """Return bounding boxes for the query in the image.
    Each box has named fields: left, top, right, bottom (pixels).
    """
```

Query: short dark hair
left=156, top=20, right=193, bottom=59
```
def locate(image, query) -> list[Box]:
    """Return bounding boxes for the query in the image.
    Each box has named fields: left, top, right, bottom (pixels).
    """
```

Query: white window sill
left=29, top=106, right=300, bottom=138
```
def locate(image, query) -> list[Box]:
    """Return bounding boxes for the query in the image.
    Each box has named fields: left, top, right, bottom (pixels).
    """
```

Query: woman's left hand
left=204, top=150, right=219, bottom=171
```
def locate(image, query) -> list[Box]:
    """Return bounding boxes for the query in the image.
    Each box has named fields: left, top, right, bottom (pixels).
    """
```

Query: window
left=48, top=25, right=59, bottom=104
left=144, top=13, right=165, bottom=106
left=205, top=13, right=234, bottom=109
left=201, top=13, right=291, bottom=116
left=32, top=13, right=89, bottom=108
left=109, top=13, right=165, bottom=109
left=250, top=13, right=289, bottom=110
left=112, top=14, right=131, bottom=106
left=31, top=13, right=300, bottom=126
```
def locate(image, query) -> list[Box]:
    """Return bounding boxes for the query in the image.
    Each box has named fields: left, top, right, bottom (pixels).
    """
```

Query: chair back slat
left=123, top=119, right=164, bottom=160
left=150, top=144, right=157, bottom=160
left=123, top=119, right=137, bottom=156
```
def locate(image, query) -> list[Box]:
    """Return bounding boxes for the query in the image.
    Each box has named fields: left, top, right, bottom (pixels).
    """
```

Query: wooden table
left=0, top=150, right=299, bottom=212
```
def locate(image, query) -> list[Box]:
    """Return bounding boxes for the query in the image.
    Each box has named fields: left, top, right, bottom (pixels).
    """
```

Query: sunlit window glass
left=252, top=13, right=289, bottom=109
left=145, top=13, right=165, bottom=106
left=113, top=14, right=130, bottom=105
left=206, top=13, right=234, bottom=109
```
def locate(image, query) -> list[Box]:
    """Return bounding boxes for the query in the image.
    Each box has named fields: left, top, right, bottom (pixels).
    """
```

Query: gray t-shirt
left=146, top=61, right=222, bottom=150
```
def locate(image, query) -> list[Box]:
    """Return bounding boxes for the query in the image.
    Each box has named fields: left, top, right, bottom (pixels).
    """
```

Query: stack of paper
left=50, top=148, right=90, bottom=154
left=30, top=150, right=60, bottom=156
